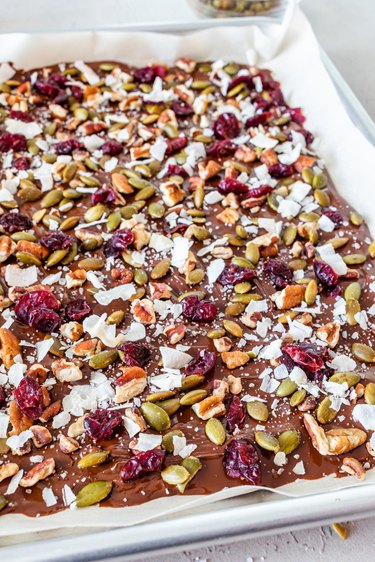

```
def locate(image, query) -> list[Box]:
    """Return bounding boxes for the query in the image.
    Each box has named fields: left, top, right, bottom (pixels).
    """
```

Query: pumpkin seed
left=225, top=302, right=245, bottom=316
left=232, top=257, right=255, bottom=269
left=205, top=418, right=226, bottom=446
left=63, top=188, right=83, bottom=200
left=246, top=400, right=269, bottom=422
left=276, top=377, right=298, bottom=397
left=345, top=298, right=361, bottom=326
left=155, top=398, right=180, bottom=416
left=10, top=232, right=36, bottom=242
left=344, top=282, right=361, bottom=302
left=47, top=336, right=64, bottom=357
left=161, top=465, right=190, bottom=486
left=186, top=269, right=205, bottom=285
left=317, top=397, right=337, bottom=424
left=368, top=241, right=375, bottom=258
left=46, top=248, right=69, bottom=267
left=301, top=167, right=314, bottom=184
left=289, top=388, right=307, bottom=407
left=312, top=173, right=327, bottom=189
left=162, top=430, right=184, bottom=453
left=18, top=185, right=42, bottom=202
left=325, top=237, right=349, bottom=250
left=42, top=214, right=61, bottom=228
left=60, top=216, right=80, bottom=231
left=16, top=251, right=41, bottom=266
left=61, top=242, right=78, bottom=265
left=181, top=374, right=205, bottom=391
left=41, top=189, right=63, bottom=208
left=134, top=269, right=148, bottom=286
left=245, top=242, right=260, bottom=265
left=343, top=253, right=366, bottom=265
left=177, top=456, right=203, bottom=493
left=207, top=328, right=226, bottom=340
left=146, top=391, right=176, bottom=403
left=229, top=236, right=246, bottom=247
left=79, top=174, right=101, bottom=187
left=177, top=290, right=205, bottom=302
left=352, top=343, right=375, bottom=363
left=89, top=349, right=118, bottom=370
left=288, top=259, right=307, bottom=271
left=0, top=495, right=8, bottom=512
left=74, top=107, right=89, bottom=121
left=350, top=212, right=363, bottom=226
left=151, top=258, right=171, bottom=279
left=135, top=186, right=156, bottom=201
left=141, top=402, right=171, bottom=432
left=191, top=225, right=210, bottom=241
left=282, top=224, right=297, bottom=246
left=78, top=450, right=110, bottom=469
left=106, top=211, right=122, bottom=232
left=63, top=162, right=78, bottom=183
left=314, top=189, right=330, bottom=206
left=255, top=431, right=280, bottom=452
left=299, top=211, right=320, bottom=223
left=75, top=481, right=113, bottom=508
left=78, top=257, right=104, bottom=271
left=180, top=389, right=208, bottom=406
left=278, top=429, right=301, bottom=455
left=106, top=310, right=125, bottom=325
left=84, top=204, right=106, bottom=223
left=234, top=282, right=251, bottom=294
left=364, top=383, right=375, bottom=405
left=0, top=438, right=10, bottom=454
left=231, top=293, right=261, bottom=304
left=194, top=185, right=204, bottom=209
left=81, top=238, right=101, bottom=252
left=148, top=202, right=165, bottom=218
left=329, top=372, right=360, bottom=387
left=305, top=279, right=318, bottom=306
left=223, top=319, right=243, bottom=338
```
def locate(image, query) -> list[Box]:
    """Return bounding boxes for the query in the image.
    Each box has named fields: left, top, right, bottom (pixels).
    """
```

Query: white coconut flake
left=207, top=258, right=225, bottom=284
left=317, top=243, right=348, bottom=275
left=7, top=429, right=33, bottom=451
left=149, top=232, right=174, bottom=252
left=259, top=373, right=280, bottom=394
left=5, top=264, right=38, bottom=287
left=258, top=339, right=282, bottom=360
left=8, top=360, right=26, bottom=387
left=52, top=411, right=71, bottom=429
left=171, top=236, right=190, bottom=268
left=246, top=299, right=268, bottom=313
left=42, top=487, right=58, bottom=507
left=0, top=413, right=9, bottom=438
left=83, top=134, right=104, bottom=152
left=83, top=314, right=124, bottom=347
left=43, top=272, right=62, bottom=285
left=318, top=214, right=336, bottom=232
left=62, top=484, right=76, bottom=506
left=249, top=133, right=278, bottom=149
left=74, top=60, right=100, bottom=85
left=36, top=338, right=54, bottom=362
left=289, top=366, right=308, bottom=386
left=274, top=451, right=287, bottom=466
left=205, top=190, right=224, bottom=205
left=160, top=347, right=192, bottom=369
left=136, top=433, right=163, bottom=451
left=287, top=181, right=311, bottom=203
left=328, top=354, right=356, bottom=372
left=277, top=198, right=301, bottom=218
left=150, top=136, right=168, bottom=161
left=94, top=283, right=136, bottom=305
left=353, top=405, right=375, bottom=430
left=6, top=469, right=24, bottom=495
left=122, top=322, right=146, bottom=342
left=150, top=372, right=183, bottom=391
left=5, top=119, right=42, bottom=139
left=292, top=461, right=305, bottom=475
left=123, top=416, right=141, bottom=438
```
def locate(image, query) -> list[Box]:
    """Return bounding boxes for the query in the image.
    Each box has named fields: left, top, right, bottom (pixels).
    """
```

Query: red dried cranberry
left=172, top=100, right=194, bottom=117
left=49, top=73, right=68, bottom=87
left=71, top=85, right=83, bottom=101
left=270, top=88, right=286, bottom=107
left=84, top=409, right=123, bottom=441
left=223, top=438, right=261, bottom=485
left=300, top=128, right=314, bottom=145
left=65, top=298, right=91, bottom=322
left=181, top=296, right=217, bottom=323
left=134, top=66, right=165, bottom=83
left=268, top=163, right=294, bottom=178
left=245, top=185, right=273, bottom=199
left=165, top=137, right=187, bottom=155
left=119, top=342, right=151, bottom=367
left=254, top=97, right=272, bottom=110
left=326, top=284, right=342, bottom=298
left=28, top=307, right=61, bottom=333
left=288, top=107, right=306, bottom=125
left=167, top=164, right=188, bottom=178
left=283, top=343, right=325, bottom=373
left=13, top=156, right=30, bottom=170
left=102, top=141, right=123, bottom=156
left=0, top=132, right=27, bottom=153
left=321, top=209, right=343, bottom=228
left=226, top=396, right=245, bottom=433
left=218, top=264, right=256, bottom=286
left=9, top=110, right=33, bottom=122
left=245, top=112, right=271, bottom=128
left=104, top=229, right=134, bottom=258
left=14, top=376, right=43, bottom=420
left=314, top=259, right=338, bottom=288
left=185, top=350, right=216, bottom=376
left=55, top=139, right=82, bottom=155
left=35, top=79, right=60, bottom=98
left=0, top=211, right=32, bottom=233
left=207, top=140, right=237, bottom=158
left=15, top=290, right=60, bottom=324
left=0, top=386, right=5, bottom=407
left=227, top=75, right=253, bottom=92
left=213, top=113, right=240, bottom=139
left=217, top=178, right=249, bottom=196
left=120, top=450, right=165, bottom=482
left=91, top=187, right=116, bottom=205
left=40, top=231, right=73, bottom=250
left=263, top=258, right=293, bottom=289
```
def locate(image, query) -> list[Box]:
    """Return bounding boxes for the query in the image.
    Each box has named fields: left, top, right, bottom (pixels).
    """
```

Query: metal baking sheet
left=1, top=16, right=374, bottom=562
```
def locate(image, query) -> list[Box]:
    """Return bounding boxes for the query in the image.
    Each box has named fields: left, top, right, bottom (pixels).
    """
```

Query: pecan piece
left=20, top=458, right=55, bottom=488
left=340, top=456, right=366, bottom=480
left=221, top=350, right=250, bottom=370
left=30, top=425, right=53, bottom=448
left=0, top=235, right=16, bottom=262
left=115, top=366, right=147, bottom=404
left=316, top=321, right=340, bottom=349
left=273, top=285, right=305, bottom=310
left=59, top=434, right=80, bottom=454
left=0, top=327, right=21, bottom=368
left=51, top=359, right=83, bottom=382
left=131, top=298, right=156, bottom=325
left=303, top=414, right=367, bottom=456
left=192, top=395, right=226, bottom=420
left=0, top=462, right=19, bottom=483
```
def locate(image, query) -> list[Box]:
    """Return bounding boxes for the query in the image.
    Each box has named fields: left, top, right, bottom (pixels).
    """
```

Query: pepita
left=140, top=402, right=171, bottom=432
left=89, top=349, right=118, bottom=370
left=317, top=397, right=337, bottom=424
left=246, top=400, right=269, bottom=422
left=78, top=450, right=110, bottom=469
left=0, top=495, right=8, bottom=512
left=205, top=418, right=226, bottom=446
left=151, top=258, right=171, bottom=279
left=343, top=253, right=366, bottom=265
left=84, top=204, right=106, bottom=223
left=46, top=248, right=69, bottom=267
left=186, top=269, right=205, bottom=285
left=364, top=383, right=375, bottom=405
left=78, top=257, right=105, bottom=271
left=41, top=189, right=63, bottom=208
left=245, top=242, right=260, bottom=265
left=278, top=429, right=301, bottom=454
left=146, top=391, right=176, bottom=403
left=134, top=269, right=148, bottom=286
left=135, top=186, right=156, bottom=201
left=312, top=173, right=327, bottom=189
left=234, top=282, right=251, bottom=294
left=148, top=202, right=165, bottom=218
left=180, top=389, right=208, bottom=406
left=223, top=319, right=243, bottom=338
left=16, top=251, right=42, bottom=266
left=162, top=430, right=184, bottom=453
left=107, top=211, right=122, bottom=232
left=60, top=216, right=80, bottom=231
left=75, top=481, right=113, bottom=508
left=329, top=372, right=360, bottom=387
left=350, top=212, right=363, bottom=226
left=276, top=377, right=298, bottom=398
left=345, top=298, right=361, bottom=326
left=177, top=456, right=202, bottom=493
left=305, top=279, right=318, bottom=305
left=181, top=374, right=205, bottom=391
left=282, top=224, right=297, bottom=246
left=352, top=343, right=375, bottom=363
left=161, top=465, right=191, bottom=486
left=255, top=430, right=280, bottom=452
left=106, top=310, right=125, bottom=325
left=155, top=398, right=180, bottom=416
left=314, top=189, right=330, bottom=206
left=289, top=388, right=307, bottom=407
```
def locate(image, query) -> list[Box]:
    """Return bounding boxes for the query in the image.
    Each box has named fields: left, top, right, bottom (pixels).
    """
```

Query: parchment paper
left=1, top=4, right=375, bottom=536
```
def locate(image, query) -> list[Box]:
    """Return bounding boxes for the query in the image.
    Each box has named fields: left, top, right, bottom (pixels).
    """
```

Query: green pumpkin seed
left=177, top=290, right=205, bottom=302
left=63, top=162, right=78, bottom=183
left=0, top=438, right=10, bottom=454
left=177, top=456, right=202, bottom=493
left=255, top=431, right=280, bottom=452
left=81, top=238, right=101, bottom=252
left=231, top=257, right=255, bottom=269
left=350, top=212, right=363, bottom=226
left=134, top=269, right=148, bottom=286
left=0, top=495, right=8, bottom=512
left=46, top=248, right=69, bottom=267
left=352, top=343, right=375, bottom=363
left=18, top=185, right=42, bottom=202
left=345, top=298, right=361, bottom=326
left=207, top=328, right=226, bottom=340
left=191, top=225, right=210, bottom=241
left=276, top=377, right=298, bottom=398
left=78, top=257, right=104, bottom=271
left=289, top=388, right=307, bottom=407
left=135, top=186, right=155, bottom=201
left=231, top=293, right=261, bottom=304
left=246, top=400, right=269, bottom=422
left=329, top=372, right=360, bottom=387
left=84, top=204, right=106, bottom=223
left=63, top=188, right=83, bottom=199
left=312, top=173, right=327, bottom=189
left=299, top=211, right=320, bottom=223
left=155, top=398, right=180, bottom=416
left=368, top=241, right=375, bottom=258
left=344, top=282, right=361, bottom=302
left=161, top=465, right=190, bottom=486
left=107, top=211, right=122, bottom=232
left=61, top=242, right=78, bottom=265
left=235, top=225, right=247, bottom=240
left=205, top=418, right=226, bottom=446
left=181, top=374, right=205, bottom=391
left=89, top=349, right=118, bottom=370
left=194, top=185, right=204, bottom=209
left=106, top=310, right=125, bottom=326
left=301, top=167, right=314, bottom=184
left=278, top=430, right=301, bottom=455
left=364, top=383, right=375, bottom=405
left=146, top=391, right=176, bottom=403
left=225, top=302, right=245, bottom=316
left=288, top=259, right=307, bottom=271
left=186, top=269, right=205, bottom=285
left=60, top=216, right=80, bottom=231
left=234, top=282, right=251, bottom=294
left=317, top=397, right=337, bottom=424
left=162, top=430, right=184, bottom=453
left=223, top=319, right=243, bottom=338
left=41, top=189, right=63, bottom=208
left=128, top=177, right=152, bottom=190
left=141, top=402, right=171, bottom=432
left=78, top=450, right=110, bottom=469
left=148, top=202, right=165, bottom=218
left=10, top=232, right=36, bottom=242
left=245, top=242, right=260, bottom=265
left=79, top=174, right=101, bottom=187
left=314, top=189, right=330, bottom=206
left=305, top=279, right=318, bottom=306
left=282, top=224, right=297, bottom=246
left=343, top=253, right=366, bottom=265
left=325, top=237, right=349, bottom=249
left=151, top=258, right=171, bottom=279
left=16, top=251, right=41, bottom=266
left=74, top=107, right=89, bottom=121
left=228, top=236, right=246, bottom=247
left=75, top=481, right=113, bottom=508
left=180, top=389, right=208, bottom=406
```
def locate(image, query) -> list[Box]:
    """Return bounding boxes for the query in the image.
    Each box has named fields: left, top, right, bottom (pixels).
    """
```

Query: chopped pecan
left=30, top=425, right=53, bottom=448
left=251, top=233, right=280, bottom=248
left=234, top=145, right=256, bottom=163
left=40, top=401, right=61, bottom=423
left=316, top=321, right=340, bottom=349
left=59, top=434, right=80, bottom=454
left=228, top=375, right=242, bottom=395
left=115, top=366, right=147, bottom=404
left=0, top=462, right=19, bottom=483
left=52, top=359, right=83, bottom=382
left=9, top=400, right=33, bottom=435
left=66, top=269, right=87, bottom=289
left=178, top=251, right=196, bottom=275
left=0, top=327, right=21, bottom=368
left=160, top=181, right=186, bottom=207
left=273, top=285, right=305, bottom=310
left=340, top=456, right=366, bottom=480
left=216, top=208, right=239, bottom=225
left=211, top=246, right=233, bottom=259
left=213, top=336, right=232, bottom=352
left=27, top=363, right=48, bottom=383
left=212, top=379, right=229, bottom=401
left=221, top=350, right=250, bottom=370
left=72, top=338, right=99, bottom=357
left=164, top=323, right=186, bottom=344
left=20, top=458, right=55, bottom=488
left=111, top=172, right=134, bottom=194
left=303, top=414, right=367, bottom=456
left=60, top=321, right=83, bottom=342
left=198, top=160, right=221, bottom=180
left=192, top=395, right=226, bottom=420
left=133, top=223, right=151, bottom=250
left=124, top=407, right=147, bottom=433
left=131, top=298, right=156, bottom=325
left=149, top=281, right=172, bottom=300
left=0, top=235, right=16, bottom=262
left=67, top=415, right=86, bottom=438
left=16, top=240, right=48, bottom=260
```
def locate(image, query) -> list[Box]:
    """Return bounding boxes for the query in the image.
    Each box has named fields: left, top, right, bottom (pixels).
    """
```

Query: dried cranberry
left=300, top=128, right=314, bottom=145
left=227, top=75, right=253, bottom=92
left=218, top=264, right=256, bottom=286
left=65, top=298, right=91, bottom=322
left=119, top=342, right=151, bottom=367
left=245, top=185, right=273, bottom=199
left=185, top=350, right=216, bottom=376
left=321, top=209, right=343, bottom=228
left=0, top=132, right=27, bottom=153
left=314, top=259, right=338, bottom=288
left=326, top=284, right=342, bottom=298
left=0, top=211, right=32, bottom=233
left=270, top=88, right=286, bottom=107
left=254, top=97, right=272, bottom=111
left=84, top=409, right=123, bottom=441
left=0, top=386, right=5, bottom=407
left=288, top=107, right=305, bottom=125
left=14, top=376, right=43, bottom=420
left=104, top=229, right=134, bottom=258
left=223, top=439, right=261, bottom=485
left=226, top=396, right=245, bottom=433
left=28, top=307, right=61, bottom=333
left=165, top=137, right=187, bottom=155
left=102, top=141, right=123, bottom=156
left=134, top=66, right=165, bottom=83
left=55, top=139, right=82, bottom=155
left=40, top=231, right=73, bottom=251
left=49, top=73, right=68, bottom=87
left=35, top=79, right=60, bottom=98
left=207, top=140, right=237, bottom=158
left=71, top=85, right=83, bottom=101
left=9, top=110, right=33, bottom=122
left=15, top=290, right=60, bottom=324
left=263, top=258, right=293, bottom=289
left=181, top=296, right=217, bottom=323
left=172, top=100, right=194, bottom=117
left=213, top=113, right=240, bottom=139
left=283, top=343, right=325, bottom=373
left=167, top=164, right=188, bottom=178
left=120, top=450, right=165, bottom=482
left=13, top=156, right=30, bottom=170
left=268, top=163, right=294, bottom=178
left=245, top=112, right=271, bottom=128
left=217, top=178, right=249, bottom=196
left=92, top=187, right=116, bottom=205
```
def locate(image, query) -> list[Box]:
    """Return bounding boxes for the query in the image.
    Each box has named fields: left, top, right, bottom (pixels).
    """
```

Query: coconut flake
left=122, top=322, right=146, bottom=342
left=292, top=461, right=305, bottom=475
left=136, top=433, right=163, bottom=451
left=123, top=416, right=141, bottom=438
left=171, top=237, right=190, bottom=268
left=42, top=487, right=58, bottom=507
left=328, top=354, right=356, bottom=372
left=62, top=484, right=76, bottom=506
left=83, top=314, right=124, bottom=347
left=6, top=469, right=24, bottom=495
left=317, top=243, right=348, bottom=275
left=249, top=133, right=278, bottom=149
left=318, top=214, right=336, bottom=233
left=74, top=61, right=100, bottom=85
left=5, top=264, right=38, bottom=287
left=83, top=134, right=104, bottom=152
left=0, top=413, right=9, bottom=438
left=5, top=119, right=42, bottom=139
left=149, top=232, right=174, bottom=252
left=150, top=136, right=168, bottom=161
left=352, top=405, right=375, bottom=430
left=94, top=283, right=136, bottom=306
left=207, top=258, right=225, bottom=284
left=160, top=347, right=192, bottom=369
left=150, top=372, right=183, bottom=391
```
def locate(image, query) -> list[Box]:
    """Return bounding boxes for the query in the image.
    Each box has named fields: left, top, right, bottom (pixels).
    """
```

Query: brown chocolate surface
left=0, top=59, right=374, bottom=518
